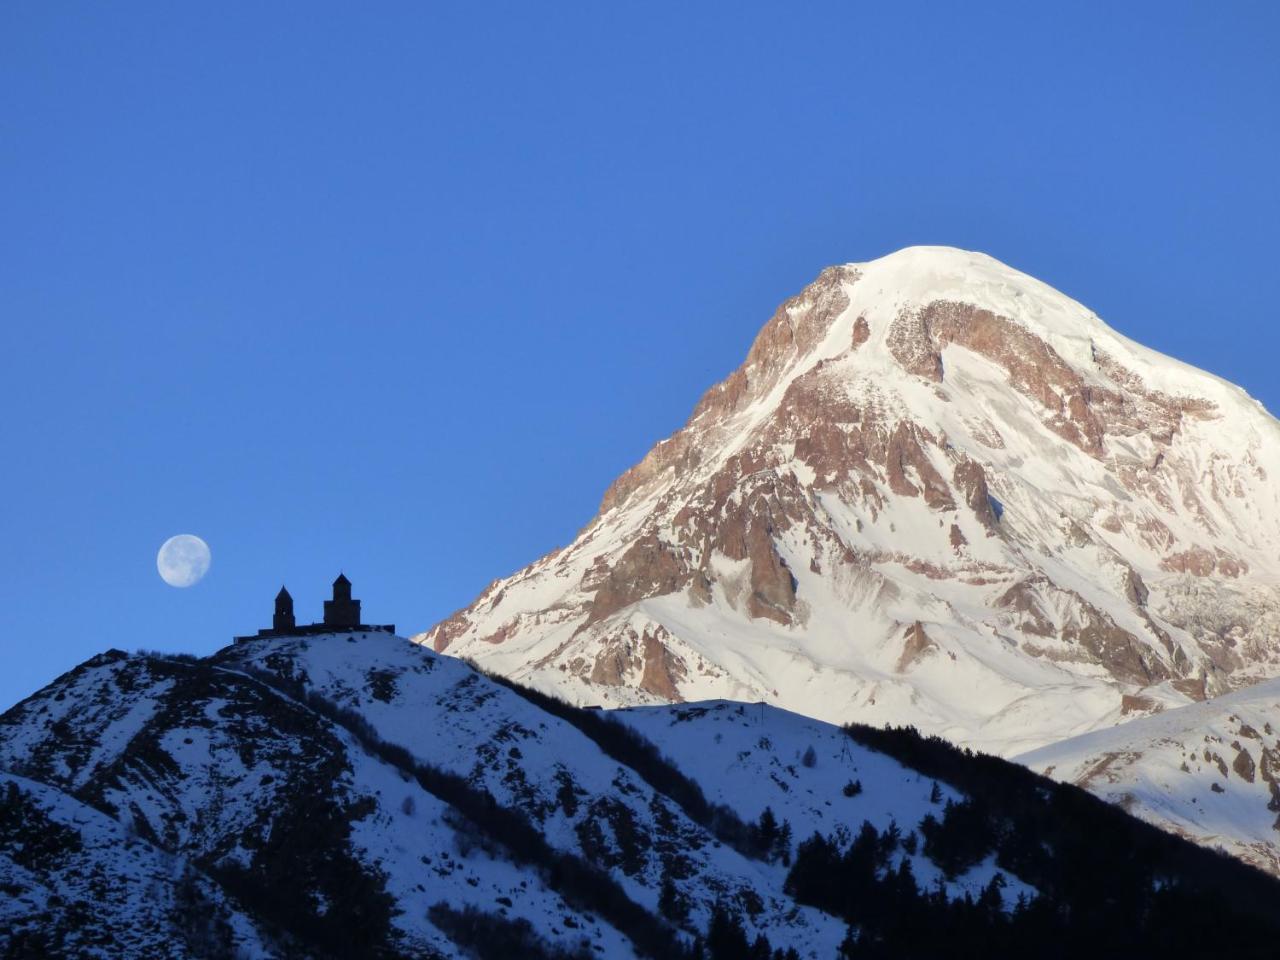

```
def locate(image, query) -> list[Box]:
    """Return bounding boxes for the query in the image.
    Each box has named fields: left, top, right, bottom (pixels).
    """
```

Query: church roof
left=334, top=572, right=351, bottom=587
left=276, top=585, right=292, bottom=600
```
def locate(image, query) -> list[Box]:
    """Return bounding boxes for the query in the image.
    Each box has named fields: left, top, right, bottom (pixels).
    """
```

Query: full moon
left=157, top=534, right=211, bottom=588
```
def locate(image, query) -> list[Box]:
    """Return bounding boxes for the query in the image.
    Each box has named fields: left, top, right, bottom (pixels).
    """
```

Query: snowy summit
left=418, top=246, right=1280, bottom=757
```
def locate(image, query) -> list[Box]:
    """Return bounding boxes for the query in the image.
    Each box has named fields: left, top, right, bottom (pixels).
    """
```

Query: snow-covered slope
left=0, top=771, right=275, bottom=958
left=1018, top=678, right=1280, bottom=877
left=614, top=701, right=1035, bottom=905
left=4, top=631, right=1279, bottom=955
left=417, top=246, right=1280, bottom=756
left=0, top=645, right=647, bottom=959
left=222, top=632, right=845, bottom=957
left=0, top=631, right=1048, bottom=958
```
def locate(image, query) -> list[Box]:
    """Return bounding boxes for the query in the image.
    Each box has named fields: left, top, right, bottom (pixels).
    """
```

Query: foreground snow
left=7, top=633, right=1043, bottom=956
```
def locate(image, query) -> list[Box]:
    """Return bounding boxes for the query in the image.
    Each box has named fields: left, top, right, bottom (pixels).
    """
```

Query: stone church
left=238, top=574, right=394, bottom=640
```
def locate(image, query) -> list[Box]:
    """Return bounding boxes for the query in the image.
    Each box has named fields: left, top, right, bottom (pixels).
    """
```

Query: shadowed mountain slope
left=2, top=631, right=1279, bottom=957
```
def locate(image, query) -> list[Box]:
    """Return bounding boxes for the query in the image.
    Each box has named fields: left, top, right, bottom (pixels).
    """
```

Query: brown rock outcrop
left=887, top=300, right=1108, bottom=456
left=997, top=579, right=1055, bottom=637
left=743, top=520, right=798, bottom=625
left=586, top=533, right=689, bottom=625
left=1232, top=743, right=1257, bottom=783
left=896, top=622, right=938, bottom=673
left=952, top=459, right=999, bottom=533
left=1061, top=596, right=1170, bottom=686
left=639, top=629, right=687, bottom=700
left=885, top=422, right=953, bottom=508
left=1162, top=546, right=1247, bottom=578
left=1120, top=694, right=1158, bottom=715
left=1260, top=745, right=1280, bottom=785
left=1171, top=677, right=1208, bottom=701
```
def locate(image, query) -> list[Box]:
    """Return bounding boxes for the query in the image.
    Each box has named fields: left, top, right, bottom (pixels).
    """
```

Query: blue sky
left=1, top=3, right=1277, bottom=708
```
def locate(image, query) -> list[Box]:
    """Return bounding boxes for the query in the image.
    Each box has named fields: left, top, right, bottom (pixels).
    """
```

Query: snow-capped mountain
left=1019, top=677, right=1280, bottom=877
left=417, top=246, right=1280, bottom=756
left=4, top=631, right=1278, bottom=957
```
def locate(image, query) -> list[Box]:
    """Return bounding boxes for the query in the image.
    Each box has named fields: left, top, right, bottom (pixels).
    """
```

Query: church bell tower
left=323, top=573, right=361, bottom=628
left=273, top=586, right=295, bottom=633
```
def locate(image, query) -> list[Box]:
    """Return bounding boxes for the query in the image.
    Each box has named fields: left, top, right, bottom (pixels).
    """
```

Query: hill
left=1, top=630, right=1277, bottom=957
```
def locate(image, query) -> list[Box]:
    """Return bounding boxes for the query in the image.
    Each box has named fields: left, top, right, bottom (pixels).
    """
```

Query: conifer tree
left=755, top=806, right=779, bottom=856
left=773, top=819, right=793, bottom=865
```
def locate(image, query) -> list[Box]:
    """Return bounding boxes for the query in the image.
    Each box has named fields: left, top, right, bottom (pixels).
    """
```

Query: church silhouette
left=237, top=574, right=394, bottom=641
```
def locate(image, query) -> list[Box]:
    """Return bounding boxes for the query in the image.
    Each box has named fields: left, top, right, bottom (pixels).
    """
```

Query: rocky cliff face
left=416, top=246, right=1280, bottom=755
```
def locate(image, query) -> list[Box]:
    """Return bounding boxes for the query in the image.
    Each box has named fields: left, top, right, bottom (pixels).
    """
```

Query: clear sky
left=1, top=2, right=1277, bottom=709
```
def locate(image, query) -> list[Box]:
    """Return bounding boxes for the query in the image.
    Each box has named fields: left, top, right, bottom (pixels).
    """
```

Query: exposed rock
left=1061, top=597, right=1170, bottom=686
left=896, top=622, right=938, bottom=673
left=1123, top=568, right=1150, bottom=607
left=889, top=300, right=1107, bottom=456
left=589, top=637, right=637, bottom=687
left=1204, top=749, right=1229, bottom=779
left=885, top=307, right=943, bottom=381
left=952, top=459, right=998, bottom=533
left=743, top=520, right=799, bottom=625
left=851, top=314, right=871, bottom=349
left=1233, top=744, right=1257, bottom=783
left=1260, top=746, right=1280, bottom=785
left=598, top=265, right=857, bottom=516
left=639, top=629, right=687, bottom=700
left=884, top=422, right=954, bottom=508
left=997, top=580, right=1056, bottom=638
left=1162, top=546, right=1246, bottom=578
left=586, top=533, right=689, bottom=626
left=1120, top=695, right=1158, bottom=716
left=430, top=606, right=477, bottom=653
left=1171, top=677, right=1208, bottom=702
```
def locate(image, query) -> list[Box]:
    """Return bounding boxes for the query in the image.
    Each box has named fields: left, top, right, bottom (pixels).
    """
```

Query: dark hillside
left=797, top=723, right=1280, bottom=957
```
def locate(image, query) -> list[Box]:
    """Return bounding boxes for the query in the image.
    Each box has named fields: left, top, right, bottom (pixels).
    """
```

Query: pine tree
left=880, top=819, right=901, bottom=858
left=706, top=903, right=751, bottom=960
left=978, top=873, right=1006, bottom=914
left=773, top=819, right=793, bottom=865
left=784, top=832, right=840, bottom=905
left=894, top=855, right=918, bottom=900
left=902, top=830, right=918, bottom=856
left=754, top=806, right=779, bottom=857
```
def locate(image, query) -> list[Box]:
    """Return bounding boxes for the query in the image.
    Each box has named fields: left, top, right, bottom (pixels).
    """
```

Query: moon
left=157, top=534, right=211, bottom=588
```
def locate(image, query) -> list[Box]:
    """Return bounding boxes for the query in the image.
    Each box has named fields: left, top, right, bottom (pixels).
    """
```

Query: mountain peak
left=417, top=252, right=1280, bottom=756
